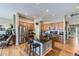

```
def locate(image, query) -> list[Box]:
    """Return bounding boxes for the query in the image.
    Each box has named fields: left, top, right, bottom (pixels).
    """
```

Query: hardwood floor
left=0, top=43, right=28, bottom=56
left=45, top=38, right=76, bottom=56
left=0, top=37, right=77, bottom=56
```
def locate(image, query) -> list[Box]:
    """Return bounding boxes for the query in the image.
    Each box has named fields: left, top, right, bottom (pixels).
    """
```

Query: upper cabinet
left=41, top=22, right=64, bottom=32
left=58, top=22, right=64, bottom=29
left=19, top=17, right=34, bottom=31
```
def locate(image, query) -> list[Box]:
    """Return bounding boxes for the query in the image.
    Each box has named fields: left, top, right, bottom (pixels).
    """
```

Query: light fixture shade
left=36, top=22, right=39, bottom=25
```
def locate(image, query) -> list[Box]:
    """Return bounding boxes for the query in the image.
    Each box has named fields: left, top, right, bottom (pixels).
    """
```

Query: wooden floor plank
left=0, top=38, right=77, bottom=56
left=46, top=38, right=76, bottom=56
left=0, top=43, right=28, bottom=56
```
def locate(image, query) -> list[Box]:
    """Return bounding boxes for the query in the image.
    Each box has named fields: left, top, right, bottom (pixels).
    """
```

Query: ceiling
left=0, top=3, right=79, bottom=21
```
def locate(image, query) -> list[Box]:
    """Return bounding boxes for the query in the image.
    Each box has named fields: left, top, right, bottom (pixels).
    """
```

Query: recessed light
left=46, top=9, right=49, bottom=12
left=39, top=18, right=42, bottom=21
left=52, top=14, right=55, bottom=16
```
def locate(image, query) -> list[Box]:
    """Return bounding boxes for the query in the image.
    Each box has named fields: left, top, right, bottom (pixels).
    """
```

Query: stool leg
left=26, top=47, right=28, bottom=54
left=35, top=48, right=37, bottom=56
left=33, top=47, right=34, bottom=56
left=39, top=46, right=41, bottom=56
left=26, top=46, right=28, bottom=54
left=29, top=44, right=31, bottom=56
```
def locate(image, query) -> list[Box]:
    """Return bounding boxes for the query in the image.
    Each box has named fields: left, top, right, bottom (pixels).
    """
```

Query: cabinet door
left=51, top=23, right=54, bottom=29
left=60, top=22, right=64, bottom=29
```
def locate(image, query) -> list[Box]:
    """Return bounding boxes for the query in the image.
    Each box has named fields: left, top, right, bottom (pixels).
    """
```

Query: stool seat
left=28, top=40, right=33, bottom=44
left=32, top=43, right=40, bottom=48
left=27, top=40, right=41, bottom=56
left=30, top=43, right=41, bottom=56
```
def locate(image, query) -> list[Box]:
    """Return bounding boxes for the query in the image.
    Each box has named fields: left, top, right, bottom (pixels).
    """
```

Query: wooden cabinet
left=19, top=21, right=34, bottom=31
left=59, top=22, right=64, bottom=29
left=50, top=23, right=54, bottom=29
left=52, top=37, right=60, bottom=49
left=41, top=24, right=47, bottom=32
left=27, top=23, right=34, bottom=31
left=41, top=22, right=64, bottom=32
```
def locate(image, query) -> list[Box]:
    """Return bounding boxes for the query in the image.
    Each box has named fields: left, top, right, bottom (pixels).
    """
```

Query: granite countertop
left=35, top=37, right=52, bottom=43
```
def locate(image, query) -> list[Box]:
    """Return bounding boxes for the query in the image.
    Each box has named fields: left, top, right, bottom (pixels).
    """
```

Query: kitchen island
left=33, top=38, right=52, bottom=56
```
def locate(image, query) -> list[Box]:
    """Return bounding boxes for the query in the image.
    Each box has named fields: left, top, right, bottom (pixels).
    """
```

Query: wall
left=0, top=17, right=12, bottom=29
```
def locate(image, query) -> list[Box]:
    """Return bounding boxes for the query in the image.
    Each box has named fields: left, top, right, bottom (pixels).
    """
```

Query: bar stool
left=31, top=43, right=41, bottom=56
left=27, top=39, right=34, bottom=56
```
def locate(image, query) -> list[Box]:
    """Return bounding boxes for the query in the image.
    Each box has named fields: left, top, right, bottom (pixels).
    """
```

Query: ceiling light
left=38, top=18, right=42, bottom=21
left=52, top=14, right=55, bottom=16
left=46, top=9, right=49, bottom=12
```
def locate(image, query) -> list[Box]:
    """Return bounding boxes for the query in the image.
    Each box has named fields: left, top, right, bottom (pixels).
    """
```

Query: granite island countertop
left=34, top=37, right=53, bottom=43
